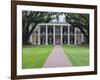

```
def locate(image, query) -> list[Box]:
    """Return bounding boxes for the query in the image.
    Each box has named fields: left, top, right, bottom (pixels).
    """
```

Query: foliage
left=22, top=11, right=89, bottom=44
left=64, top=13, right=89, bottom=44
left=22, top=11, right=60, bottom=45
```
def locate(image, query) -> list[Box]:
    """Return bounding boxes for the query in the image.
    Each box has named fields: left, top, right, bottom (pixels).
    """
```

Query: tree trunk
left=22, top=23, right=38, bottom=45
left=86, top=35, right=89, bottom=44
left=22, top=31, right=30, bottom=45
left=83, top=34, right=89, bottom=44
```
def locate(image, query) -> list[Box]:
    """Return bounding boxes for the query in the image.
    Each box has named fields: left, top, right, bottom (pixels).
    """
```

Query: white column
left=33, top=31, right=36, bottom=45
left=30, top=35, right=32, bottom=43
left=74, top=28, right=77, bottom=45
left=68, top=26, right=70, bottom=44
left=81, top=33, right=84, bottom=43
left=53, top=25, right=55, bottom=45
left=34, top=35, right=36, bottom=45
left=61, top=26, right=63, bottom=45
left=78, top=29, right=81, bottom=44
left=46, top=25, right=48, bottom=45
left=38, top=26, right=40, bottom=45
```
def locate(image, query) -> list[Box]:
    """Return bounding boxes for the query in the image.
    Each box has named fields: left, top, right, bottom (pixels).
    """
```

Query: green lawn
left=63, top=45, right=89, bottom=66
left=22, top=45, right=53, bottom=69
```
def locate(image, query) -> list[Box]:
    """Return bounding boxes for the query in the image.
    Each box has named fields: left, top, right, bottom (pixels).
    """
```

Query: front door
left=55, top=35, right=61, bottom=45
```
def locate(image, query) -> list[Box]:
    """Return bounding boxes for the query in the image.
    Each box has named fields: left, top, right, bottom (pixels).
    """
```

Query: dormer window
left=50, top=14, right=66, bottom=23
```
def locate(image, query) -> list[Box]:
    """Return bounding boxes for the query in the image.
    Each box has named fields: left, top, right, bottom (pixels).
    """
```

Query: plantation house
left=29, top=14, right=85, bottom=45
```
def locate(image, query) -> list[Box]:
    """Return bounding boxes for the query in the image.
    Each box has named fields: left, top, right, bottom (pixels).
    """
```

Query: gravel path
left=43, top=45, right=72, bottom=68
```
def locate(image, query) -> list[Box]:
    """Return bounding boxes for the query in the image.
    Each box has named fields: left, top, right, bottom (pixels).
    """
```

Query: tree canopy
left=22, top=11, right=89, bottom=45
left=22, top=11, right=60, bottom=45
left=64, top=13, right=89, bottom=43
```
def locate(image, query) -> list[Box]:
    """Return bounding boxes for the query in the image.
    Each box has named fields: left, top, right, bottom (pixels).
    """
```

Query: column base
left=53, top=43, right=55, bottom=45
left=38, top=43, right=40, bottom=45
left=67, top=43, right=70, bottom=45
left=45, top=43, right=48, bottom=45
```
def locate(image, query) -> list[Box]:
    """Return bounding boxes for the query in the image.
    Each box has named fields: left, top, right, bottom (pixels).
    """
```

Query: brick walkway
left=43, top=45, right=72, bottom=68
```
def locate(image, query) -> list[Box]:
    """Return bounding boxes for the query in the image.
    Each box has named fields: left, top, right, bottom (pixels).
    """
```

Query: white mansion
left=29, top=14, right=84, bottom=45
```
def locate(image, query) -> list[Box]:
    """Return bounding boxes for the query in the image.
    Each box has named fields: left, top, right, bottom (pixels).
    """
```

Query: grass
left=22, top=45, right=53, bottom=69
left=63, top=45, right=89, bottom=66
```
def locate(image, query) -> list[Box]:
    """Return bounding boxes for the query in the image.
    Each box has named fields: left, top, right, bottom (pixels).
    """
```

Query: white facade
left=30, top=14, right=84, bottom=45
left=30, top=23, right=84, bottom=45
